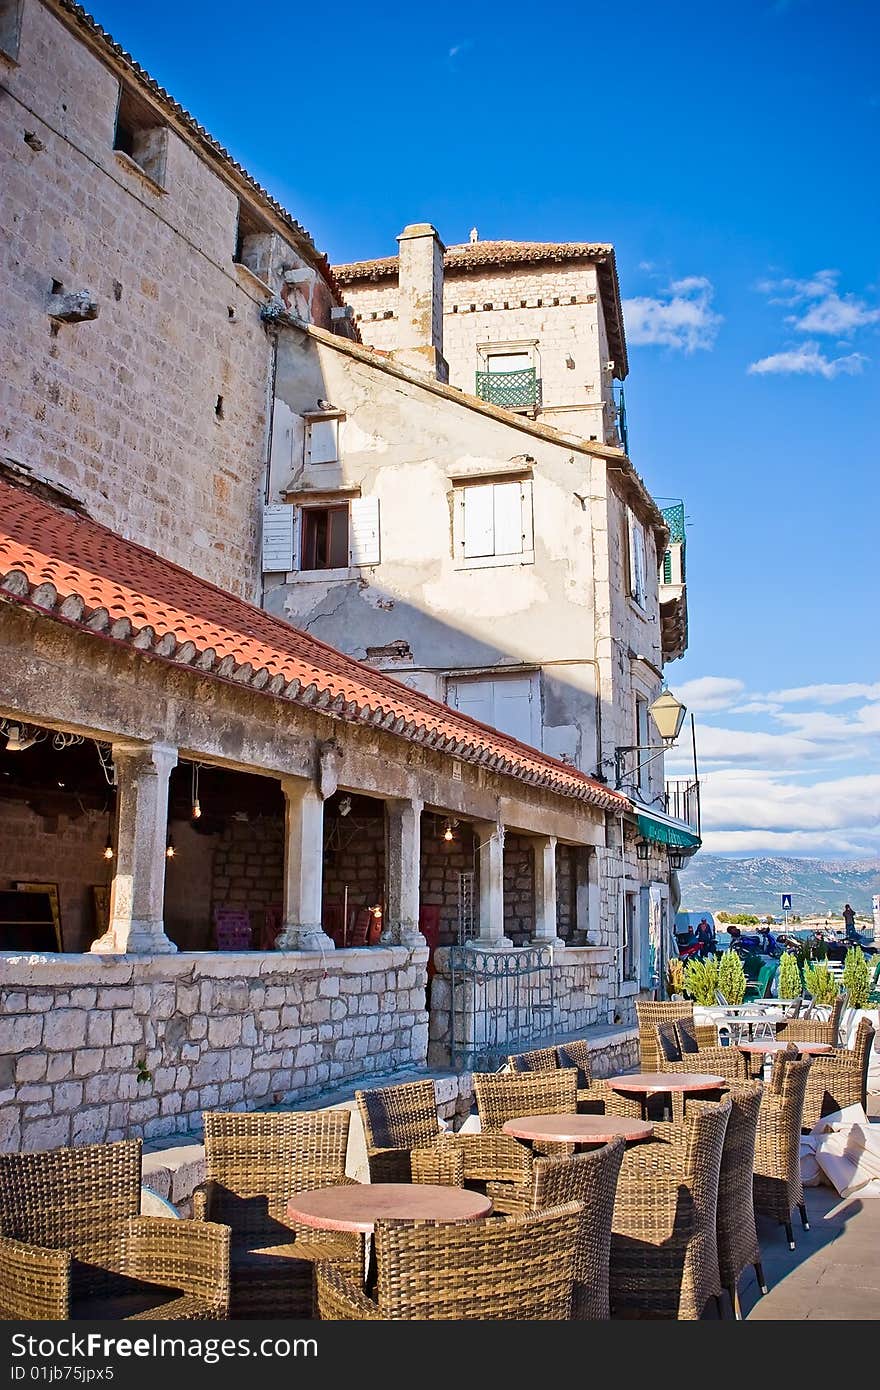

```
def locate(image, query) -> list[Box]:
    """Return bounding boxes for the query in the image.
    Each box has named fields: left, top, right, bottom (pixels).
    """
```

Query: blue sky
left=92, top=0, right=880, bottom=856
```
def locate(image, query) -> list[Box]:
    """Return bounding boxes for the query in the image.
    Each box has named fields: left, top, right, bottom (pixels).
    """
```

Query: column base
left=465, top=936, right=511, bottom=951
left=533, top=937, right=566, bottom=950
left=380, top=922, right=424, bottom=947
left=90, top=920, right=178, bottom=954
left=275, top=923, right=335, bottom=952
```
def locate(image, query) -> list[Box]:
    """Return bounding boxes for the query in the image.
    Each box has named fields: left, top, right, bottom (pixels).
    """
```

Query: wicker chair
left=775, top=992, right=845, bottom=1046
left=753, top=1052, right=812, bottom=1249
left=507, top=1046, right=559, bottom=1073
left=316, top=1200, right=583, bottom=1320
left=193, top=1110, right=362, bottom=1318
left=800, top=1017, right=876, bottom=1129
left=356, top=1081, right=464, bottom=1185
left=635, top=1000, right=715, bottom=1070
left=712, top=1082, right=766, bottom=1317
left=654, top=1021, right=749, bottom=1084
left=529, top=1138, right=625, bottom=1319
left=0, top=1140, right=229, bottom=1319
left=556, top=1038, right=623, bottom=1112
left=461, top=1071, right=579, bottom=1215
left=610, top=1096, right=731, bottom=1320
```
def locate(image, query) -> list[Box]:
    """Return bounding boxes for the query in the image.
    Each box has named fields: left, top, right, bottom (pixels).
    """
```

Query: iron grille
left=448, top=943, right=555, bottom=1071
left=475, top=368, right=542, bottom=409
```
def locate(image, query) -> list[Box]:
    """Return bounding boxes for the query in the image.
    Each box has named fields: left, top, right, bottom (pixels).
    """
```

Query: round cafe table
left=501, top=1113, right=653, bottom=1146
left=738, top=1038, right=832, bottom=1079
left=286, top=1183, right=492, bottom=1236
left=606, top=1072, right=725, bottom=1123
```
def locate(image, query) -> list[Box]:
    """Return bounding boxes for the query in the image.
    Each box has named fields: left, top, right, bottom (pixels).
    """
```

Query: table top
left=286, top=1184, right=493, bottom=1235
left=738, top=1040, right=833, bottom=1055
left=501, top=1113, right=654, bottom=1144
left=607, top=1072, right=725, bottom=1093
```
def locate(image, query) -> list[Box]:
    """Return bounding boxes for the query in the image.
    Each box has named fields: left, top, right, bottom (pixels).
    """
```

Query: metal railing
left=448, top=943, right=555, bottom=1071
left=475, top=368, right=542, bottom=409
left=664, top=778, right=701, bottom=835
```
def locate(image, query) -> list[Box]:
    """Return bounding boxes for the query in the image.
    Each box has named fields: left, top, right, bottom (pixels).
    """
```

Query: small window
left=0, top=0, right=22, bottom=61
left=305, top=417, right=339, bottom=466
left=628, top=510, right=648, bottom=608
left=234, top=202, right=273, bottom=278
left=622, top=891, right=637, bottom=982
left=454, top=481, right=534, bottom=568
left=113, top=85, right=167, bottom=186
left=301, top=505, right=350, bottom=571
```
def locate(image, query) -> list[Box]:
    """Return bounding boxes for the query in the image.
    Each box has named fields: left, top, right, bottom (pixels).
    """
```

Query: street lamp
left=614, top=688, right=687, bottom=791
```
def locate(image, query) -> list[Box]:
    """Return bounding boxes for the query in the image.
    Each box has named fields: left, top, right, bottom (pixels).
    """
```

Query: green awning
left=636, top=811, right=701, bottom=850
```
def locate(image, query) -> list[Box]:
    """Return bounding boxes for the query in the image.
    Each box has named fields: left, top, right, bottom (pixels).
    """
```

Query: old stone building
left=0, top=0, right=696, bottom=1153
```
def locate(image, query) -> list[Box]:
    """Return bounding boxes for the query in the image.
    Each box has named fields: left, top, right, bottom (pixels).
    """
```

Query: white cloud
left=623, top=276, right=722, bottom=352
left=765, top=682, right=880, bottom=705
left=448, top=39, right=472, bottom=59
left=698, top=769, right=880, bottom=833
left=732, top=700, right=783, bottom=715
left=792, top=294, right=880, bottom=335
left=674, top=676, right=745, bottom=712
left=747, top=341, right=868, bottom=379
left=775, top=702, right=880, bottom=742
left=701, top=828, right=879, bottom=854
left=665, top=725, right=836, bottom=769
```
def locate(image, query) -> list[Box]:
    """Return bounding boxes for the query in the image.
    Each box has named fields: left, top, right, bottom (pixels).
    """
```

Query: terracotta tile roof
left=334, top=239, right=627, bottom=377
left=49, top=2, right=348, bottom=307
left=0, top=480, right=627, bottom=813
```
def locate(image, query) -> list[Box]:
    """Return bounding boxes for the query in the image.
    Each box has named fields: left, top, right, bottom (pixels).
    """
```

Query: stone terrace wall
left=0, top=947, right=428, bottom=1152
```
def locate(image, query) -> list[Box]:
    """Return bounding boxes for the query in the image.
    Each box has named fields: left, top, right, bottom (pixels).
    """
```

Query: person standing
left=843, top=904, right=858, bottom=943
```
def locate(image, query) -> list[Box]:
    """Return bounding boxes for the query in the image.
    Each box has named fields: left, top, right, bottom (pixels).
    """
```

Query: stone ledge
left=0, top=946, right=427, bottom=986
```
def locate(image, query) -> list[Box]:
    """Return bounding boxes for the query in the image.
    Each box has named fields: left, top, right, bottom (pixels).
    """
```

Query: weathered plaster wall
left=0, top=0, right=330, bottom=598
left=0, top=947, right=428, bottom=1152
left=267, top=329, right=609, bottom=776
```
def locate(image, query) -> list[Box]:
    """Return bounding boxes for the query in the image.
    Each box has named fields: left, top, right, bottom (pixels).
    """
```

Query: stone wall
left=0, top=797, right=112, bottom=953
left=0, top=947, right=429, bottom=1152
left=209, top=815, right=284, bottom=940
left=503, top=833, right=534, bottom=944
left=419, top=817, right=476, bottom=946
left=0, top=0, right=334, bottom=598
left=323, top=811, right=385, bottom=920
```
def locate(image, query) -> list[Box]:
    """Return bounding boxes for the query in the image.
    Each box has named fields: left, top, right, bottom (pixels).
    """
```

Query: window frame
left=627, top=509, right=648, bottom=610
left=453, top=479, right=535, bottom=570
left=113, top=84, right=168, bottom=190
left=0, top=0, right=23, bottom=61
left=299, top=503, right=350, bottom=573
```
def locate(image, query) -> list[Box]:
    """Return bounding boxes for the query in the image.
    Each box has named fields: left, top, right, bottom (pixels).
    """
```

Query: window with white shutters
left=261, top=504, right=295, bottom=572
left=446, top=674, right=539, bottom=749
left=628, top=510, right=648, bottom=608
left=305, top=418, right=338, bottom=466
left=349, top=496, right=381, bottom=566
left=289, top=496, right=380, bottom=573
left=455, top=481, right=534, bottom=568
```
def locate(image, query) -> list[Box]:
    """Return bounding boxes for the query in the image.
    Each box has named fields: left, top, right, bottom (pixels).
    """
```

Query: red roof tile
left=0, top=480, right=627, bottom=812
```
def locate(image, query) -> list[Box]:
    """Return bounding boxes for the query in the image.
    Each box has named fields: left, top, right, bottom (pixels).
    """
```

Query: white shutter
left=448, top=678, right=494, bottom=728
left=463, top=485, right=495, bottom=558
left=306, top=418, right=338, bottom=465
left=520, top=481, right=534, bottom=553
left=491, top=677, right=534, bottom=745
left=629, top=512, right=647, bottom=605
left=262, top=504, right=295, bottom=572
left=349, top=496, right=380, bottom=566
left=487, top=351, right=530, bottom=374
left=492, top=482, right=523, bottom=556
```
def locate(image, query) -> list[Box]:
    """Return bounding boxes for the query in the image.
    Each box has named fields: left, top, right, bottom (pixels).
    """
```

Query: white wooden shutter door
left=633, top=523, right=647, bottom=604
left=492, top=482, right=523, bottom=556
left=463, top=485, right=495, bottom=558
left=447, top=679, right=494, bottom=728
left=492, top=677, right=534, bottom=745
left=262, top=504, right=295, bottom=572
left=349, top=496, right=380, bottom=566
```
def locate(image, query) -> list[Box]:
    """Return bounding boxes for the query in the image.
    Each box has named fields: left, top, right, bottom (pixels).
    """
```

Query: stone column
left=276, top=777, right=330, bottom=952
left=533, top=835, right=564, bottom=947
left=381, top=796, right=424, bottom=946
left=471, top=821, right=506, bottom=949
left=91, top=741, right=178, bottom=955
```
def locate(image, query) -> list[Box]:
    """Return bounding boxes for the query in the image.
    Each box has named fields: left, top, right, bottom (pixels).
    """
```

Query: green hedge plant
left=683, top=956, right=719, bottom=1007
left=778, top=951, right=801, bottom=1001
left=842, top=947, right=871, bottom=1010
left=717, top=949, right=747, bottom=1005
left=803, top=960, right=839, bottom=1007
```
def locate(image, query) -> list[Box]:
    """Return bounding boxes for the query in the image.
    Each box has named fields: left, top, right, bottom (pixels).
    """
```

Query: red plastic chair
left=419, top=905, right=441, bottom=979
left=322, top=901, right=345, bottom=948
left=213, top=908, right=252, bottom=950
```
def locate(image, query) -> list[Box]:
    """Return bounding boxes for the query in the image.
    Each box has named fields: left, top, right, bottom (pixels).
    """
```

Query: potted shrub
left=666, top=956, right=685, bottom=1000
left=683, top=956, right=719, bottom=1008
left=717, top=949, right=747, bottom=1006
left=840, top=948, right=880, bottom=1061
left=803, top=959, right=839, bottom=1018
left=778, top=950, right=801, bottom=1002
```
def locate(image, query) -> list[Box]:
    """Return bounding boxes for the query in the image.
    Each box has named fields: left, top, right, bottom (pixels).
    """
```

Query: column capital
left=110, top=740, right=178, bottom=775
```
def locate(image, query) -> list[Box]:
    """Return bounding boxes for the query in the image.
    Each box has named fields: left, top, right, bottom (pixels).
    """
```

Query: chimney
left=393, top=224, right=448, bottom=381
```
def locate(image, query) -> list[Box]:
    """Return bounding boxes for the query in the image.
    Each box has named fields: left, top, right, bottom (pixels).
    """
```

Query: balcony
left=659, top=501, right=688, bottom=663
left=664, top=778, right=701, bottom=836
left=475, top=368, right=542, bottom=410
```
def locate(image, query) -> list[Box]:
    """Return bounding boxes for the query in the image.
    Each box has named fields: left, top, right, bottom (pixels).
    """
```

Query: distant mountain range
left=677, top=856, right=880, bottom=915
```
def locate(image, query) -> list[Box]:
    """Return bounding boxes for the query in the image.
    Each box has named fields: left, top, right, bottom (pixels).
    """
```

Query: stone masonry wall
left=556, top=842, right=575, bottom=940
left=0, top=947, right=429, bottom=1152
left=0, top=798, right=113, bottom=953
left=0, top=0, right=331, bottom=598
left=322, top=813, right=385, bottom=919
left=209, top=815, right=284, bottom=940
left=503, top=833, right=535, bottom=944
left=419, top=817, right=476, bottom=947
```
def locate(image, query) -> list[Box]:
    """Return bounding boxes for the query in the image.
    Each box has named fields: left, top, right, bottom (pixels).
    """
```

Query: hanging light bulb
left=192, top=798, right=202, bottom=820
left=443, top=818, right=457, bottom=842
left=165, top=835, right=176, bottom=860
left=191, top=763, right=202, bottom=819
left=103, top=835, right=114, bottom=861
